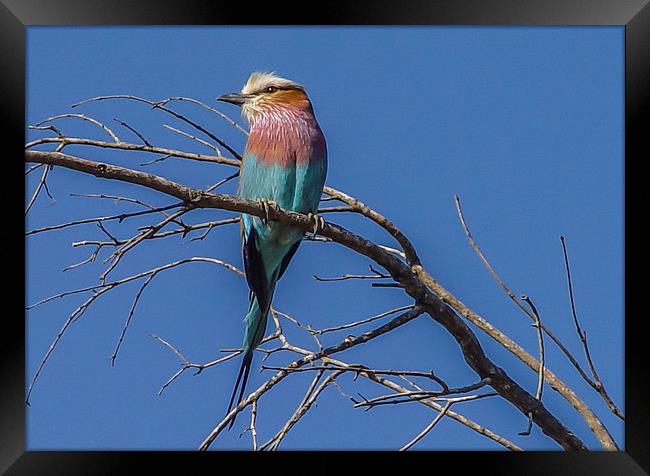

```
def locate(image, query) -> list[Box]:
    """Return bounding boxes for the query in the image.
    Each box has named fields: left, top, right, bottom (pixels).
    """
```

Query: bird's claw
left=307, top=212, right=325, bottom=237
left=259, top=199, right=279, bottom=225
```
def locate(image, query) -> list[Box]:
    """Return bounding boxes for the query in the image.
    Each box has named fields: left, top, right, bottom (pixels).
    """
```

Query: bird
left=218, top=72, right=328, bottom=428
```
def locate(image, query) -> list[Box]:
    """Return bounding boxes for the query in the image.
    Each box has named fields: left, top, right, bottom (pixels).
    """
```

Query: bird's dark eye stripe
left=256, top=85, right=300, bottom=95
left=259, top=86, right=281, bottom=94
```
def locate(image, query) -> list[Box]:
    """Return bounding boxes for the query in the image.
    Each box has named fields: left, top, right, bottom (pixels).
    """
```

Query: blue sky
left=26, top=27, right=623, bottom=450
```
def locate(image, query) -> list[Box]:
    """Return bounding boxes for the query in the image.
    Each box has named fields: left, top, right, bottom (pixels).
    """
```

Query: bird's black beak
left=217, top=92, right=251, bottom=106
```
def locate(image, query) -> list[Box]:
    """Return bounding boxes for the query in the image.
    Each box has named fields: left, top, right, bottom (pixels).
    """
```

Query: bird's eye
left=265, top=86, right=277, bottom=93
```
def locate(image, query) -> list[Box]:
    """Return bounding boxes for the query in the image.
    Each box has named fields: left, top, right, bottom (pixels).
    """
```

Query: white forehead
left=241, top=72, right=303, bottom=94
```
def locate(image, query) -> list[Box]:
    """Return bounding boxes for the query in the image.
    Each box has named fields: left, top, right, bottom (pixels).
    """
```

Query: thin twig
left=99, top=208, right=192, bottom=283
left=353, top=379, right=490, bottom=410
left=307, top=304, right=415, bottom=336
left=71, top=192, right=189, bottom=229
left=313, top=265, right=391, bottom=282
left=27, top=256, right=242, bottom=311
left=25, top=114, right=611, bottom=450
left=260, top=369, right=333, bottom=450
left=560, top=237, right=624, bottom=420
left=399, top=401, right=452, bottom=451
left=71, top=95, right=242, bottom=160
left=159, top=96, right=249, bottom=135
left=113, top=118, right=152, bottom=147
left=37, top=113, right=120, bottom=143
left=63, top=240, right=105, bottom=272
left=323, top=187, right=420, bottom=266
left=320, top=356, right=521, bottom=451
left=71, top=217, right=239, bottom=248
left=198, top=307, right=424, bottom=450
left=522, top=296, right=545, bottom=402
left=205, top=172, right=239, bottom=193
left=518, top=295, right=545, bottom=436
left=26, top=202, right=184, bottom=236
left=260, top=364, right=449, bottom=389
left=26, top=288, right=111, bottom=405
left=25, top=164, right=52, bottom=214
left=26, top=257, right=243, bottom=403
left=271, top=308, right=323, bottom=349
left=238, top=401, right=259, bottom=450
left=111, top=273, right=157, bottom=366
left=25, top=163, right=44, bottom=175
left=28, top=123, right=64, bottom=138
left=25, top=136, right=236, bottom=167
left=163, top=124, right=222, bottom=155
left=152, top=329, right=281, bottom=396
left=454, top=194, right=624, bottom=421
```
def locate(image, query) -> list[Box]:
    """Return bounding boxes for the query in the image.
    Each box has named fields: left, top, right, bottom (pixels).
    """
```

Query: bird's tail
left=225, top=293, right=270, bottom=430
left=225, top=230, right=301, bottom=429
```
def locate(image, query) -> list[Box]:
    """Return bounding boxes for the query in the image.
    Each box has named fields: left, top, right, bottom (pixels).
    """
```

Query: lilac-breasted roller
left=218, top=72, right=327, bottom=426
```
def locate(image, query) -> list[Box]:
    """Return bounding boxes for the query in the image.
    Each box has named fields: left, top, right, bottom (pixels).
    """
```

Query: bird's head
left=218, top=71, right=312, bottom=124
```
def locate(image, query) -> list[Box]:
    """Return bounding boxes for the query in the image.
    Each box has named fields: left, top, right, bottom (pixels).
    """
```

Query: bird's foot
left=259, top=199, right=279, bottom=225
left=306, top=212, right=325, bottom=237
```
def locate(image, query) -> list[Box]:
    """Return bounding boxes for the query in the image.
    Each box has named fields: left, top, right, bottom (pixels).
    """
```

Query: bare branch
left=560, top=236, right=623, bottom=420
left=150, top=333, right=190, bottom=365
left=307, top=304, right=416, bottom=336
left=454, top=194, right=591, bottom=374
left=112, top=118, right=152, bottom=147
left=518, top=295, right=545, bottom=436
left=260, top=369, right=334, bottom=450
left=158, top=96, right=249, bottom=136
left=198, top=307, right=425, bottom=450
left=353, top=378, right=490, bottom=410
left=261, top=364, right=448, bottom=385
left=70, top=95, right=243, bottom=160
left=26, top=202, right=184, bottom=236
left=205, top=172, right=239, bottom=193
left=317, top=206, right=356, bottom=213
left=454, top=194, right=623, bottom=424
left=63, top=243, right=104, bottom=272
left=522, top=296, right=546, bottom=402
left=25, top=163, right=44, bottom=175
left=99, top=208, right=192, bottom=283
left=25, top=97, right=604, bottom=451
left=399, top=401, right=452, bottom=451
left=71, top=217, right=239, bottom=248
left=111, top=273, right=157, bottom=366
left=26, top=148, right=598, bottom=450
left=28, top=123, right=64, bottom=138
left=26, top=257, right=244, bottom=403
left=71, top=193, right=189, bottom=230
left=323, top=187, right=420, bottom=266
left=25, top=137, right=238, bottom=167
left=321, top=356, right=521, bottom=451
left=239, top=401, right=259, bottom=450
left=25, top=164, right=53, bottom=214
left=163, top=124, right=222, bottom=155
left=37, top=113, right=120, bottom=143
left=313, top=264, right=391, bottom=282
left=28, top=256, right=242, bottom=312
left=271, top=308, right=323, bottom=349
left=151, top=327, right=281, bottom=396
left=27, top=288, right=110, bottom=406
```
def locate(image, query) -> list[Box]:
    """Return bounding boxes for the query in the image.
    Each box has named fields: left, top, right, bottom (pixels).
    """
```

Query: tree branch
left=26, top=148, right=594, bottom=451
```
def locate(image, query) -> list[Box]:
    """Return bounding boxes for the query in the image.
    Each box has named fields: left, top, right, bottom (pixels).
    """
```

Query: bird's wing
left=242, top=225, right=272, bottom=313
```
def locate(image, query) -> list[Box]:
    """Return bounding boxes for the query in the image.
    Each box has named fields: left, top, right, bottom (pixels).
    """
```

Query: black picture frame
left=3, top=0, right=647, bottom=473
